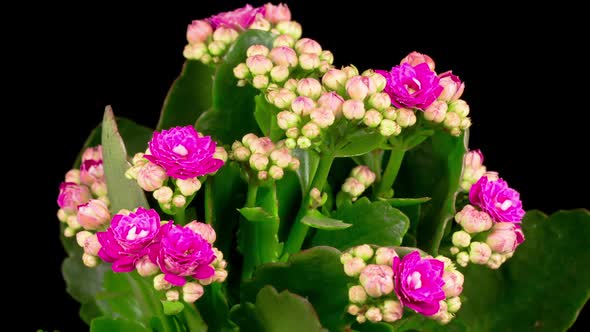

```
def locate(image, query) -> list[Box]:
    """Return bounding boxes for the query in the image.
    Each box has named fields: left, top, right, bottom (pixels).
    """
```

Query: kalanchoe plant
left=57, top=3, right=589, bottom=332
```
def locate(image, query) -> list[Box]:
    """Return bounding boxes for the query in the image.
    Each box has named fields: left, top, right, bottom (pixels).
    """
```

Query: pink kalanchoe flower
left=377, top=63, right=443, bottom=110
left=151, top=224, right=216, bottom=286
left=207, top=4, right=265, bottom=30
left=469, top=176, right=525, bottom=223
left=264, top=3, right=291, bottom=23
left=145, top=126, right=224, bottom=180
left=400, top=51, right=436, bottom=72
left=80, top=159, right=104, bottom=186
left=81, top=146, right=103, bottom=163
left=438, top=71, right=465, bottom=102
left=57, top=182, right=91, bottom=213
left=97, top=207, right=171, bottom=273
left=392, top=251, right=446, bottom=316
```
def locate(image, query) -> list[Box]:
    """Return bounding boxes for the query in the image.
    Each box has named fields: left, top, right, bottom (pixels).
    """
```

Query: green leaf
left=242, top=246, right=349, bottom=331
left=182, top=303, right=209, bottom=332
left=195, top=30, right=276, bottom=144
left=102, top=107, right=149, bottom=212
left=335, top=129, right=386, bottom=157
left=239, top=207, right=277, bottom=223
left=312, top=198, right=410, bottom=250
left=380, top=197, right=431, bottom=207
left=254, top=94, right=284, bottom=141
left=353, top=321, right=395, bottom=332
left=196, top=283, right=234, bottom=332
left=253, top=286, right=328, bottom=332
left=395, top=130, right=467, bottom=254
left=162, top=300, right=184, bottom=315
left=90, top=317, right=151, bottom=332
left=301, top=210, right=352, bottom=230
left=230, top=303, right=263, bottom=332
left=448, top=209, right=590, bottom=332
left=292, top=148, right=319, bottom=195
left=157, top=60, right=214, bottom=130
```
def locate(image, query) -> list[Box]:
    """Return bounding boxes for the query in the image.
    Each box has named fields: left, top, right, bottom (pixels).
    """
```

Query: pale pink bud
left=153, top=186, right=173, bottom=203
left=200, top=53, right=212, bottom=65
left=452, top=230, right=471, bottom=248
left=448, top=100, right=470, bottom=117
left=137, top=162, right=168, bottom=192
left=344, top=257, right=366, bottom=277
left=132, top=153, right=147, bottom=166
left=213, top=27, right=238, bottom=44
left=166, top=290, right=180, bottom=302
left=352, top=244, right=374, bottom=261
left=486, top=222, right=520, bottom=254
left=446, top=297, right=462, bottom=313
left=342, top=178, right=365, bottom=197
left=57, top=209, right=68, bottom=223
left=346, top=76, right=370, bottom=100
left=269, top=46, right=298, bottom=67
left=136, top=255, right=159, bottom=277
left=283, top=78, right=298, bottom=92
left=340, top=252, right=354, bottom=264
left=455, top=205, right=493, bottom=233
left=242, top=133, right=259, bottom=148
left=187, top=20, right=213, bottom=44
left=272, top=88, right=296, bottom=109
left=356, top=315, right=366, bottom=324
left=270, top=148, right=293, bottom=168
left=258, top=171, right=269, bottom=181
left=250, top=16, right=271, bottom=31
left=299, top=53, right=320, bottom=70
left=375, top=247, right=398, bottom=266
left=285, top=127, right=299, bottom=138
left=180, top=282, right=204, bottom=303
left=285, top=138, right=297, bottom=149
left=487, top=253, right=504, bottom=269
left=172, top=195, right=186, bottom=208
left=442, top=270, right=464, bottom=297
left=233, top=146, right=251, bottom=161
left=485, top=171, right=499, bottom=181
left=213, top=146, right=228, bottom=163
left=465, top=150, right=484, bottom=169
left=460, top=117, right=471, bottom=130
left=342, top=65, right=359, bottom=78
left=76, top=230, right=92, bottom=247
left=253, top=75, right=269, bottom=89
left=268, top=165, right=284, bottom=179
left=273, top=34, right=295, bottom=48
left=362, top=70, right=387, bottom=92
left=317, top=92, right=344, bottom=117
left=82, top=253, right=98, bottom=267
left=469, top=242, right=492, bottom=264
left=456, top=251, right=469, bottom=267
left=277, top=111, right=300, bottom=130
left=310, top=108, right=335, bottom=128
left=92, top=181, right=107, bottom=197
left=301, top=122, right=321, bottom=139
left=250, top=137, right=275, bottom=155
left=342, top=100, right=365, bottom=120
left=275, top=21, right=302, bottom=39
left=296, top=136, right=312, bottom=149
left=347, top=304, right=360, bottom=315
left=233, top=63, right=250, bottom=79
left=247, top=45, right=269, bottom=58
left=154, top=274, right=172, bottom=291
left=295, top=38, right=322, bottom=55
left=435, top=255, right=454, bottom=270
left=351, top=166, right=376, bottom=187
left=396, top=108, right=416, bottom=127
left=64, top=227, right=76, bottom=238
left=246, top=55, right=273, bottom=75
left=360, top=264, right=394, bottom=298
left=365, top=307, right=383, bottom=323
left=379, top=119, right=401, bottom=137
left=183, top=43, right=207, bottom=60
left=80, top=161, right=104, bottom=186
left=322, top=68, right=348, bottom=91
left=185, top=221, right=217, bottom=244
left=264, top=3, right=291, bottom=23
left=368, top=92, right=391, bottom=111
left=296, top=78, right=322, bottom=100
left=363, top=109, right=383, bottom=128
left=77, top=199, right=110, bottom=230
left=348, top=285, right=367, bottom=304
left=208, top=40, right=226, bottom=56
left=382, top=300, right=403, bottom=322
left=383, top=107, right=397, bottom=120
left=401, top=51, right=435, bottom=72
left=173, top=178, right=201, bottom=197
left=432, top=301, right=452, bottom=324
left=289, top=158, right=300, bottom=170
left=291, top=96, right=316, bottom=116
left=249, top=153, right=269, bottom=170
left=83, top=234, right=102, bottom=256
left=270, top=65, right=289, bottom=83
left=82, top=146, right=103, bottom=162
left=319, top=50, right=334, bottom=64
left=65, top=169, right=80, bottom=184
left=438, top=71, right=465, bottom=102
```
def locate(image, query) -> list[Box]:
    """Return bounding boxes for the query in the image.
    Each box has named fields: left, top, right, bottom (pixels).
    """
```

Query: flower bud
left=269, top=46, right=298, bottom=68
left=365, top=307, right=383, bottom=323
left=396, top=108, right=416, bottom=127
left=296, top=78, right=322, bottom=100
left=175, top=177, right=201, bottom=197
left=381, top=300, right=403, bottom=323
left=359, top=264, right=394, bottom=298
left=375, top=247, right=398, bottom=266
left=136, top=255, right=159, bottom=277
left=363, top=109, right=383, bottom=128
left=348, top=285, right=367, bottom=304
left=486, top=222, right=519, bottom=254
left=401, top=51, right=435, bottom=71
left=383, top=107, right=397, bottom=120
left=291, top=96, right=315, bottom=116
left=322, top=69, right=348, bottom=91
left=252, top=75, right=270, bottom=89
left=250, top=153, right=270, bottom=170
left=273, top=34, right=295, bottom=48
left=83, top=234, right=102, bottom=256
left=285, top=127, right=299, bottom=139
left=172, top=195, right=187, bottom=208
left=342, top=65, right=359, bottom=78
left=289, top=158, right=300, bottom=171
left=455, top=205, right=493, bottom=233
left=273, top=89, right=297, bottom=110
left=448, top=100, right=470, bottom=117
left=379, top=119, right=401, bottom=137
left=456, top=251, right=469, bottom=267
left=153, top=186, right=174, bottom=203
left=250, top=137, right=275, bottom=155
left=57, top=209, right=68, bottom=223
left=82, top=253, right=98, bottom=267
left=351, top=166, right=376, bottom=187
left=213, top=27, right=238, bottom=44
left=487, top=253, right=504, bottom=269
left=347, top=304, right=360, bottom=315
left=342, top=100, right=365, bottom=120
left=91, top=181, right=108, bottom=197
left=137, top=162, right=168, bottom=192
left=208, top=41, right=226, bottom=56
left=283, top=78, right=298, bottom=92
left=460, top=117, right=472, bottom=130
left=65, top=169, right=80, bottom=184
left=345, top=76, right=370, bottom=100
left=444, top=112, right=461, bottom=128
left=269, top=165, right=284, bottom=180
left=469, top=242, right=492, bottom=264
left=446, top=296, right=462, bottom=313
left=77, top=199, right=110, bottom=230
left=296, top=136, right=312, bottom=149
left=356, top=315, right=366, bottom=324
left=233, top=146, right=251, bottom=161
left=285, top=138, right=297, bottom=149
left=64, top=227, right=76, bottom=237
left=442, top=270, right=464, bottom=297
left=368, top=92, right=391, bottom=111
left=82, top=146, right=103, bottom=162
left=363, top=70, right=387, bottom=91
left=270, top=148, right=293, bottom=168
left=299, top=53, right=320, bottom=70
left=295, top=38, right=322, bottom=55
left=275, top=21, right=302, bottom=39
left=250, top=16, right=271, bottom=31
left=76, top=231, right=92, bottom=248
left=317, top=92, right=344, bottom=117
left=302, top=122, right=321, bottom=139
left=180, top=282, right=205, bottom=303
left=343, top=257, right=366, bottom=277
left=310, top=108, right=335, bottom=128
left=438, top=71, right=465, bottom=102
left=342, top=177, right=366, bottom=197
left=452, top=230, right=471, bottom=248
left=340, top=252, right=354, bottom=264
left=450, top=246, right=460, bottom=255
left=277, top=111, right=300, bottom=130
left=270, top=65, right=289, bottom=83
left=183, top=43, right=207, bottom=60
left=233, top=63, right=250, bottom=79
left=247, top=44, right=269, bottom=57
left=187, top=20, right=213, bottom=44
left=166, top=290, right=180, bottom=302
left=246, top=55, right=273, bottom=75
left=424, top=100, right=448, bottom=123
left=353, top=244, right=374, bottom=261
left=257, top=171, right=268, bottom=181
left=154, top=274, right=172, bottom=291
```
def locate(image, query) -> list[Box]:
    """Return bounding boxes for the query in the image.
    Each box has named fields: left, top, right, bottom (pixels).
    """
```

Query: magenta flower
left=145, top=126, right=224, bottom=180
left=57, top=182, right=91, bottom=213
left=97, top=208, right=170, bottom=273
left=80, top=159, right=104, bottom=186
left=377, top=63, right=442, bottom=110
left=151, top=224, right=216, bottom=286
left=392, top=251, right=446, bottom=316
left=207, top=4, right=265, bottom=30
left=469, top=176, right=525, bottom=223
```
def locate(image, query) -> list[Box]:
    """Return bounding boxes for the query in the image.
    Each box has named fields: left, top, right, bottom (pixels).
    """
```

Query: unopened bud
left=166, top=290, right=180, bottom=302
left=446, top=297, right=462, bottom=313
left=137, top=162, right=168, bottom=192
left=317, top=92, right=344, bottom=117
left=396, top=108, right=417, bottom=127
left=285, top=138, right=297, bottom=149
left=297, top=78, right=322, bottom=100
left=77, top=199, right=110, bottom=230
left=460, top=117, right=471, bottom=129
left=183, top=43, right=207, bottom=60
left=67, top=215, right=81, bottom=229
left=214, top=269, right=228, bottom=283
left=351, top=166, right=376, bottom=187
left=299, top=53, right=320, bottom=70
left=291, top=96, right=316, bottom=116
left=359, top=264, right=394, bottom=298
left=352, top=244, right=373, bottom=261
left=469, top=242, right=492, bottom=264
left=269, top=46, right=298, bottom=68
left=82, top=253, right=98, bottom=267
left=295, top=38, right=322, bottom=55
left=296, top=136, right=312, bottom=149
left=401, top=51, right=435, bottom=71
left=444, top=112, right=461, bottom=128
left=382, top=300, right=403, bottom=322
left=187, top=20, right=213, bottom=44
left=57, top=209, right=68, bottom=223
left=438, top=71, right=465, bottom=102
left=487, top=253, right=504, bottom=269
left=270, top=148, right=293, bottom=168
left=269, top=165, right=284, bottom=179
left=348, top=285, right=367, bottom=304
left=65, top=169, right=80, bottom=184
left=249, top=153, right=269, bottom=171
left=247, top=44, right=270, bottom=57
left=342, top=178, right=365, bottom=197
left=450, top=246, right=460, bottom=255
left=154, top=274, right=172, bottom=291
left=310, top=108, right=335, bottom=128
left=346, top=76, right=370, bottom=100
left=342, top=65, right=359, bottom=78
left=273, top=34, right=295, bottom=48
left=283, top=78, right=298, bottom=92
left=356, top=315, right=366, bottom=324
left=452, top=230, right=471, bottom=248
left=208, top=41, right=226, bottom=56
left=375, top=247, right=398, bottom=266
left=424, top=100, right=448, bottom=123
left=232, top=146, right=251, bottom=161
left=299, top=122, right=319, bottom=139
left=285, top=127, right=299, bottom=138
left=83, top=234, right=102, bottom=256
left=252, top=75, right=269, bottom=89
left=319, top=50, right=334, bottom=64
left=379, top=119, right=401, bottom=137
left=175, top=178, right=202, bottom=197
left=76, top=231, right=92, bottom=248
left=275, top=21, right=302, bottom=39
left=213, top=27, right=238, bottom=44
left=448, top=99, right=470, bottom=117
left=363, top=70, right=387, bottom=91
left=246, top=55, right=273, bottom=75
left=347, top=304, right=360, bottom=315
left=64, top=227, right=76, bottom=238
left=172, top=195, right=187, bottom=208
left=365, top=307, right=383, bottom=323
left=322, top=69, right=348, bottom=92
left=486, top=222, right=520, bottom=254
left=136, top=256, right=159, bottom=277
left=343, top=257, right=366, bottom=277
left=181, top=282, right=205, bottom=303
left=289, top=158, right=300, bottom=170
left=233, top=63, right=250, bottom=79
left=342, top=100, right=365, bottom=120
left=250, top=137, right=275, bottom=155
left=270, top=65, right=289, bottom=83
left=456, top=251, right=469, bottom=267
left=442, top=270, right=464, bottom=297
left=277, top=111, right=300, bottom=130
left=363, top=109, right=383, bottom=128
left=455, top=205, right=493, bottom=233
left=153, top=186, right=174, bottom=203
left=368, top=93, right=391, bottom=111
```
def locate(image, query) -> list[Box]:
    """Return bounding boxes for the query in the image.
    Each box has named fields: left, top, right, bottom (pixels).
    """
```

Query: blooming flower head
left=145, top=126, right=224, bottom=179
left=393, top=251, right=446, bottom=316
left=207, top=4, right=265, bottom=30
left=377, top=62, right=442, bottom=110
left=57, top=182, right=91, bottom=213
left=469, top=176, right=525, bottom=223
left=152, top=224, right=216, bottom=286
left=97, top=207, right=170, bottom=272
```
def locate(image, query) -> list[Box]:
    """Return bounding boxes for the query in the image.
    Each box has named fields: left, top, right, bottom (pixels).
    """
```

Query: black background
left=24, top=1, right=588, bottom=331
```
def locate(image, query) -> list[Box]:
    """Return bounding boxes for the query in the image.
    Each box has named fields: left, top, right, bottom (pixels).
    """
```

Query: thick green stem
left=282, top=152, right=335, bottom=259
left=175, top=207, right=186, bottom=225
left=257, top=183, right=280, bottom=264
left=241, top=183, right=260, bottom=281
left=246, top=183, right=258, bottom=207
left=205, top=179, right=214, bottom=225
left=374, top=148, right=406, bottom=199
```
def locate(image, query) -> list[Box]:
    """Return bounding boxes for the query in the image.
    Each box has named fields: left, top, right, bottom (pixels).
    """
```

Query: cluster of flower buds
left=57, top=146, right=110, bottom=241
left=340, top=165, right=376, bottom=201
left=460, top=149, right=487, bottom=191
left=308, top=187, right=328, bottom=209
left=429, top=256, right=465, bottom=324
left=450, top=204, right=524, bottom=269
left=233, top=37, right=334, bottom=89
left=183, top=3, right=298, bottom=65
left=229, top=133, right=300, bottom=181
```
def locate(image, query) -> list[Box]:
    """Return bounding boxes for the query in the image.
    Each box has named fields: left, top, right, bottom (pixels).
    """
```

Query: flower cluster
left=340, top=165, right=376, bottom=201
left=342, top=245, right=462, bottom=325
